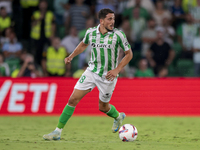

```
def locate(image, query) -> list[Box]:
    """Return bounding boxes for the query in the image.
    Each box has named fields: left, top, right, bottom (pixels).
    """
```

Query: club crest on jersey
left=91, top=43, right=111, bottom=48
left=109, top=36, right=113, bottom=41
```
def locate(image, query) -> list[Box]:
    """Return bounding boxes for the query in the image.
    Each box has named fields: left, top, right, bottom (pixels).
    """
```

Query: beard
left=105, top=26, right=113, bottom=32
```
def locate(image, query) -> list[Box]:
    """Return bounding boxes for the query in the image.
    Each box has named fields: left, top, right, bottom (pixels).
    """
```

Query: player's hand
left=64, top=57, right=72, bottom=65
left=106, top=69, right=119, bottom=81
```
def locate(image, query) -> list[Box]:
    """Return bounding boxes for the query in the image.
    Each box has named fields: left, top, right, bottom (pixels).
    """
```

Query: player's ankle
left=116, top=113, right=120, bottom=120
left=55, top=127, right=63, bottom=133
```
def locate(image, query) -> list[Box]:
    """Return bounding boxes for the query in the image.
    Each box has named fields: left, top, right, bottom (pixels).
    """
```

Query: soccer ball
left=118, top=124, right=138, bottom=142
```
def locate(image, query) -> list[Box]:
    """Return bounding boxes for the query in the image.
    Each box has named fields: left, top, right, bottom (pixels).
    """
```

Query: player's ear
left=99, top=18, right=104, bottom=24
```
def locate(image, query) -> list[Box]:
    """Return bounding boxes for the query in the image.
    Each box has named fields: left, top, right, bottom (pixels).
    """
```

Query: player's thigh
left=68, top=88, right=91, bottom=106
left=70, top=70, right=96, bottom=106
left=74, top=70, right=96, bottom=91
left=97, top=78, right=118, bottom=103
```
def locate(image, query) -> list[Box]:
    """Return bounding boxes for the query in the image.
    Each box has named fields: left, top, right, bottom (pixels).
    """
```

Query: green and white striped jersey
left=83, top=24, right=131, bottom=77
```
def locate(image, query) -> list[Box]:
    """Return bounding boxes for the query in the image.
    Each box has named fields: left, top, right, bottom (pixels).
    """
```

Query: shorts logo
left=102, top=93, right=111, bottom=99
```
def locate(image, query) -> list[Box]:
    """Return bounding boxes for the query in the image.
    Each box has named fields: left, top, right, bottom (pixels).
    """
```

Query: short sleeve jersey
left=83, top=24, right=131, bottom=77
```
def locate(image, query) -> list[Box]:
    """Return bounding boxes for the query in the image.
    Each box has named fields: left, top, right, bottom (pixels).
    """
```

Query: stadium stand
left=0, top=0, right=199, bottom=78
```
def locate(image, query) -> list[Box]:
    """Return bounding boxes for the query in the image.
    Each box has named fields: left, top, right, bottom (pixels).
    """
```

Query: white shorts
left=74, top=69, right=117, bottom=102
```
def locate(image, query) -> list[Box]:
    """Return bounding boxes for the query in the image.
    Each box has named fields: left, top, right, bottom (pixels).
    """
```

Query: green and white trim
left=83, top=24, right=131, bottom=77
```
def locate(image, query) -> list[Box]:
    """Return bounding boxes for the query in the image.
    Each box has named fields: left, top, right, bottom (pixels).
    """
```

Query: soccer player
left=43, top=8, right=133, bottom=140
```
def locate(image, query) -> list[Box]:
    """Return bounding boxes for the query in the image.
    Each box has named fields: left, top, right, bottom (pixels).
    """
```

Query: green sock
left=57, top=104, right=75, bottom=129
left=106, top=104, right=119, bottom=119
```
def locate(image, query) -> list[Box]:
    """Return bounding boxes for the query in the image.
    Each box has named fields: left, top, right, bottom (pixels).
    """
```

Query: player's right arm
left=64, top=41, right=89, bottom=65
left=65, top=28, right=92, bottom=65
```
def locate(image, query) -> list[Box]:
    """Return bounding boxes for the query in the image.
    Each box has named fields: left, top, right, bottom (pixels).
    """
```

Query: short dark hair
left=98, top=8, right=114, bottom=19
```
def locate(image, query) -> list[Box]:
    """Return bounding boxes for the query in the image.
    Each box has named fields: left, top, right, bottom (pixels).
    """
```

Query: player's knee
left=99, top=100, right=110, bottom=113
left=99, top=106, right=109, bottom=113
left=99, top=107, right=107, bottom=113
left=68, top=96, right=80, bottom=107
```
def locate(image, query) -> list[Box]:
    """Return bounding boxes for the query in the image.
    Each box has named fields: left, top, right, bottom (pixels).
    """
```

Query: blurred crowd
left=0, top=0, right=200, bottom=78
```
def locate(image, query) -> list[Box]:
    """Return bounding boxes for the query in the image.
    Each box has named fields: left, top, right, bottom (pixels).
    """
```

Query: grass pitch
left=0, top=116, right=199, bottom=150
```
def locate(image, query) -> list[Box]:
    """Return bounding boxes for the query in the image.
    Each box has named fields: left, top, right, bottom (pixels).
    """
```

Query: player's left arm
left=106, top=31, right=133, bottom=81
left=106, top=49, right=133, bottom=81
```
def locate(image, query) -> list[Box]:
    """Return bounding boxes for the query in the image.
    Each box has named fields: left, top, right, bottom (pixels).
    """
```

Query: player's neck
left=99, top=25, right=108, bottom=35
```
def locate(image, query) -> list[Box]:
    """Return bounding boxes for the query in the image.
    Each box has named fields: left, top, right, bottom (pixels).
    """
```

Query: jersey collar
left=97, top=24, right=113, bottom=35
